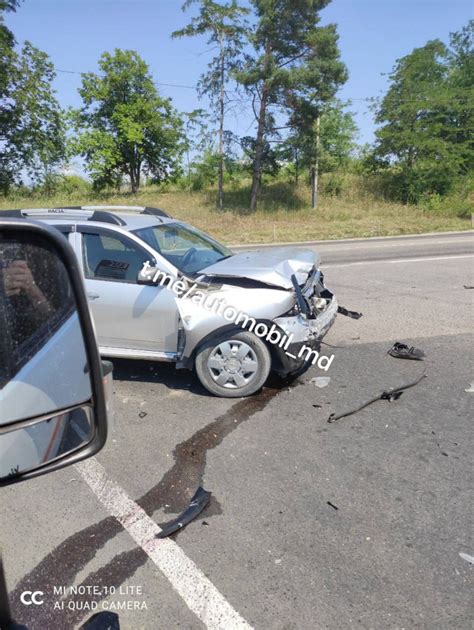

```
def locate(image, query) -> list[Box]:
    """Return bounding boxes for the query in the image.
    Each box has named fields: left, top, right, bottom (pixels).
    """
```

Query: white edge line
left=230, top=230, right=473, bottom=249
left=76, top=457, right=252, bottom=630
left=322, top=254, right=474, bottom=268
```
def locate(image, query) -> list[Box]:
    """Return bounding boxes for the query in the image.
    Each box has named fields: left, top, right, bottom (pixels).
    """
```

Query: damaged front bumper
left=271, top=284, right=338, bottom=376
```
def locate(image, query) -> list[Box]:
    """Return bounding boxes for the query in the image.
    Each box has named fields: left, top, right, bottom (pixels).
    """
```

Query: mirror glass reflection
left=0, top=233, right=93, bottom=424
left=0, top=405, right=93, bottom=480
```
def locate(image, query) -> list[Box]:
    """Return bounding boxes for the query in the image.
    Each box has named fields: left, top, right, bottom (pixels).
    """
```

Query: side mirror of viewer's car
left=0, top=218, right=108, bottom=485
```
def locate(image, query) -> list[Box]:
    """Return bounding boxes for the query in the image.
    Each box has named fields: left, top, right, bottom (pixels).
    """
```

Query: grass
left=1, top=176, right=471, bottom=245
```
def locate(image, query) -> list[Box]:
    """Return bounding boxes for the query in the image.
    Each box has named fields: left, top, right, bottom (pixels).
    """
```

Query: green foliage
left=371, top=22, right=473, bottom=203
left=284, top=99, right=358, bottom=179
left=189, top=150, right=221, bottom=191
left=173, top=1, right=249, bottom=207
left=32, top=173, right=91, bottom=196
left=173, top=1, right=248, bottom=111
left=235, top=0, right=347, bottom=209
left=323, top=174, right=344, bottom=196
left=241, top=135, right=281, bottom=179
left=419, top=176, right=473, bottom=218
left=176, top=147, right=245, bottom=191
left=0, top=41, right=66, bottom=193
left=0, top=0, right=21, bottom=48
left=71, top=49, right=184, bottom=193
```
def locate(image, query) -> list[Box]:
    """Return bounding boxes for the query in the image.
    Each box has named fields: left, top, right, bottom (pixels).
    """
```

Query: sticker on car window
left=95, top=259, right=130, bottom=280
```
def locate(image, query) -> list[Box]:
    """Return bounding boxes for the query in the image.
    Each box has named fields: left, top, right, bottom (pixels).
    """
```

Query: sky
left=6, top=0, right=473, bottom=149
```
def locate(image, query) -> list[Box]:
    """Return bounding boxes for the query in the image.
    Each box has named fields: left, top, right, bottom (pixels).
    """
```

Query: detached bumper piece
left=156, top=486, right=211, bottom=538
left=337, top=305, right=363, bottom=319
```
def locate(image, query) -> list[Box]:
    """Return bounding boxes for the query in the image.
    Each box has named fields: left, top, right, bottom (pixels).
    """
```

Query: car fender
left=174, top=285, right=294, bottom=365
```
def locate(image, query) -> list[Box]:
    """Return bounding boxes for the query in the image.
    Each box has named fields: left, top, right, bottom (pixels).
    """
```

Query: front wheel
left=195, top=331, right=271, bottom=397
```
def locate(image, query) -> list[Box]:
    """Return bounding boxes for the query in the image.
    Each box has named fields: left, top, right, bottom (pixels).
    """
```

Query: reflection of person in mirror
left=1, top=243, right=72, bottom=358
left=4, top=259, right=54, bottom=318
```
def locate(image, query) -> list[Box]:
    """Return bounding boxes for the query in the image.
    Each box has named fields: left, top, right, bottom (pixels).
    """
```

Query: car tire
left=195, top=331, right=271, bottom=398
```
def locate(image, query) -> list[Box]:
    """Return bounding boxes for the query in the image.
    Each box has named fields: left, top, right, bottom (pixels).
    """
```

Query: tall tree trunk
left=218, top=42, right=225, bottom=210
left=130, top=162, right=140, bottom=194
left=250, top=42, right=272, bottom=213
left=249, top=83, right=269, bottom=213
left=311, top=114, right=321, bottom=209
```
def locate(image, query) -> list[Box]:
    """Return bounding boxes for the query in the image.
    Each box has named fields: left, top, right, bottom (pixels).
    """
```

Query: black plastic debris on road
left=156, top=486, right=211, bottom=538
left=81, top=611, right=120, bottom=630
left=337, top=305, right=363, bottom=319
left=327, top=371, right=427, bottom=423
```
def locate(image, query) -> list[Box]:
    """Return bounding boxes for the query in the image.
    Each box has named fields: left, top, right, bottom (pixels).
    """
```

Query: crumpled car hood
left=199, top=247, right=319, bottom=289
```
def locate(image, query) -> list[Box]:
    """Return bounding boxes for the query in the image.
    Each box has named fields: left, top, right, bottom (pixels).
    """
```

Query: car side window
left=82, top=231, right=152, bottom=283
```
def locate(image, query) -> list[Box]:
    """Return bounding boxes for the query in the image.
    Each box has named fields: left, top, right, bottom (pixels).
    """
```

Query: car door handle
left=87, top=293, right=100, bottom=301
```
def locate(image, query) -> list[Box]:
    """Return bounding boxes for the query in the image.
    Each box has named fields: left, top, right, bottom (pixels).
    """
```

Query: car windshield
left=133, top=223, right=232, bottom=275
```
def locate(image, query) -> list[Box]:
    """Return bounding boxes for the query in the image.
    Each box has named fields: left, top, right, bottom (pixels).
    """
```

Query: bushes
left=420, top=177, right=473, bottom=218
left=32, top=174, right=91, bottom=196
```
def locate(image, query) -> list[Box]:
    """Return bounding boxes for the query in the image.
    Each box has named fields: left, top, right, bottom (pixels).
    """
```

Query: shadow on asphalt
left=106, top=357, right=300, bottom=398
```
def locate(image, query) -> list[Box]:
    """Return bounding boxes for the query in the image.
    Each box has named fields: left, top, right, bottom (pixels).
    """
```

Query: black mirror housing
left=0, top=219, right=108, bottom=485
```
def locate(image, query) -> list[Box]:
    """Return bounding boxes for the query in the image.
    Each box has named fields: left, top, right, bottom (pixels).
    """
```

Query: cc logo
left=20, top=590, right=44, bottom=606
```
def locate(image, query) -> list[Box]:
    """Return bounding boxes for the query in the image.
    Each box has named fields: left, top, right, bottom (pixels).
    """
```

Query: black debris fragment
left=337, top=305, right=363, bottom=319
left=327, top=371, right=427, bottom=423
left=81, top=612, right=120, bottom=630
left=312, top=404, right=322, bottom=408
left=156, top=486, right=211, bottom=538
left=463, top=285, right=474, bottom=289
left=388, top=341, right=425, bottom=360
left=138, top=411, right=148, bottom=418
left=327, top=501, right=339, bottom=510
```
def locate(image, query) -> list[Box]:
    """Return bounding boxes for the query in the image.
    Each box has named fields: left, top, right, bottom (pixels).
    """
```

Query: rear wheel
left=195, top=331, right=271, bottom=397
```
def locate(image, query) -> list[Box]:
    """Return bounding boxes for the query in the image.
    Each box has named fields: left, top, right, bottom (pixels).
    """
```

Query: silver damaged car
left=4, top=206, right=338, bottom=397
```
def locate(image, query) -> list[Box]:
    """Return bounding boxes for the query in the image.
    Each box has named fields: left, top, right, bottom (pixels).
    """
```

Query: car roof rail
left=78, top=205, right=171, bottom=219
left=1, top=205, right=171, bottom=225
left=142, top=207, right=170, bottom=218
left=0, top=208, right=126, bottom=226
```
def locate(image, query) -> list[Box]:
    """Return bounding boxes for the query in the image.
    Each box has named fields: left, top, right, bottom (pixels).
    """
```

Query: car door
left=77, top=227, right=179, bottom=356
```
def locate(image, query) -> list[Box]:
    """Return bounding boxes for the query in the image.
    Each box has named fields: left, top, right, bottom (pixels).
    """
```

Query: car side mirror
left=0, top=219, right=108, bottom=485
left=137, top=262, right=167, bottom=285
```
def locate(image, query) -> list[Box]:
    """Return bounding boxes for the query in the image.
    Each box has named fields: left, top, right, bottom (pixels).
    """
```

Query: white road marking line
left=322, top=254, right=474, bottom=268
left=76, top=457, right=252, bottom=630
left=316, top=238, right=473, bottom=251
left=459, top=552, right=474, bottom=565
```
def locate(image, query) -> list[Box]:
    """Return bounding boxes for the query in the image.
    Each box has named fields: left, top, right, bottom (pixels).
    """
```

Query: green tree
left=445, top=21, right=474, bottom=174
left=286, top=99, right=357, bottom=190
left=172, top=0, right=249, bottom=209
left=0, top=0, right=21, bottom=48
left=181, top=108, right=213, bottom=188
left=372, top=23, right=473, bottom=203
left=1, top=42, right=66, bottom=192
left=241, top=135, right=281, bottom=180
left=72, top=49, right=184, bottom=193
left=236, top=0, right=347, bottom=211
left=1, top=0, right=21, bottom=188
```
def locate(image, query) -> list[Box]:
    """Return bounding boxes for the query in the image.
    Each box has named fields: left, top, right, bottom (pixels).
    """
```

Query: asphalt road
left=2, top=231, right=473, bottom=630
